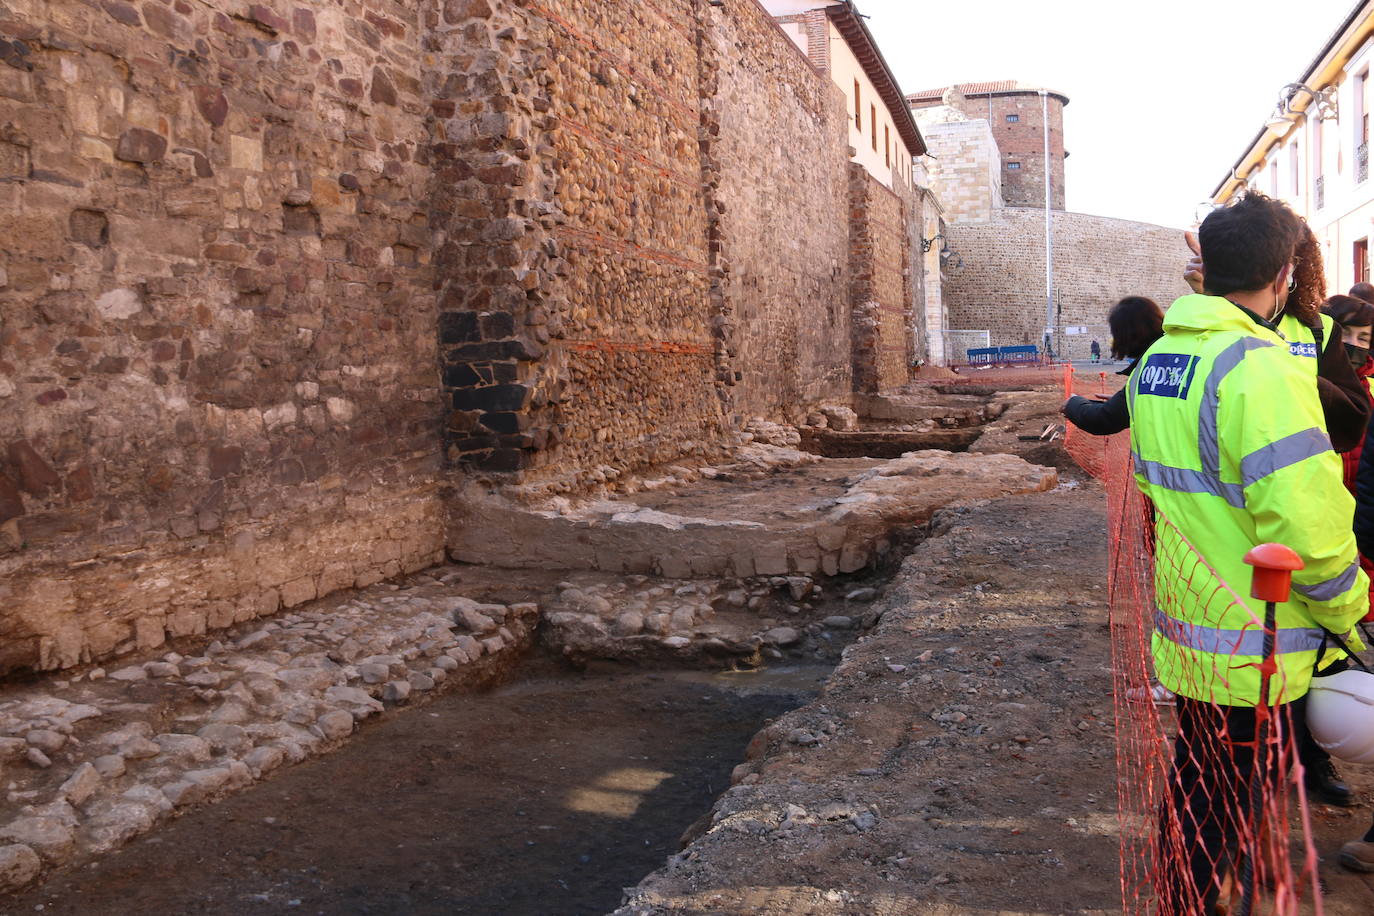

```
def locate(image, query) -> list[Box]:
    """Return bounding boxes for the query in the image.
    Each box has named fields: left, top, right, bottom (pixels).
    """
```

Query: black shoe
left=1305, top=759, right=1355, bottom=807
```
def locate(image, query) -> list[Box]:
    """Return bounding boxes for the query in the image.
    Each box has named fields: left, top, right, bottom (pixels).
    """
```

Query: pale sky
left=858, top=0, right=1361, bottom=229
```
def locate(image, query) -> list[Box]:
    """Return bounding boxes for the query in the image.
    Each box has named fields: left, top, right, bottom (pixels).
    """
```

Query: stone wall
left=0, top=0, right=930, bottom=674
left=711, top=0, right=853, bottom=421
left=848, top=165, right=915, bottom=392
left=914, top=117, right=1003, bottom=224
left=944, top=208, right=1191, bottom=360
left=440, top=0, right=904, bottom=488
left=0, top=0, right=446, bottom=675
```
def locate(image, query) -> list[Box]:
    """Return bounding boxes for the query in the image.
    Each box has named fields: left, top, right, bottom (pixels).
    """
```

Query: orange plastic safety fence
left=1062, top=370, right=1325, bottom=915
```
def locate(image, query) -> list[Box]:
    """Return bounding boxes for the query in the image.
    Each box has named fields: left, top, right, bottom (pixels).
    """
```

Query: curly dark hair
left=1108, top=296, right=1164, bottom=360
left=1287, top=223, right=1326, bottom=326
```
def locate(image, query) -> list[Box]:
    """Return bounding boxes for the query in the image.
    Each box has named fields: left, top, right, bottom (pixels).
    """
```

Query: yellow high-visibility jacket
left=1127, top=295, right=1367, bottom=706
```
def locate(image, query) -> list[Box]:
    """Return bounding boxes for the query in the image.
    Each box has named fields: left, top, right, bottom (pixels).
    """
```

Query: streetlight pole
left=1041, top=90, right=1054, bottom=360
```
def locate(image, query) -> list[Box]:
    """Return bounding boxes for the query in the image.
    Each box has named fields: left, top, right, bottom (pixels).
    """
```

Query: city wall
left=0, top=0, right=446, bottom=675
left=1, top=0, right=918, bottom=674
left=944, top=208, right=1191, bottom=360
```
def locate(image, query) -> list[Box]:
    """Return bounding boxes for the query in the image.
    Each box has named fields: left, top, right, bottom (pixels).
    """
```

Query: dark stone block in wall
left=453, top=434, right=500, bottom=452
left=479, top=412, right=527, bottom=434
left=115, top=128, right=167, bottom=164
left=69, top=209, right=108, bottom=248
left=207, top=444, right=243, bottom=479
left=0, top=473, right=24, bottom=522
left=439, top=311, right=480, bottom=344
left=6, top=440, right=60, bottom=496
left=472, top=448, right=532, bottom=472
left=480, top=312, right=515, bottom=339
left=445, top=339, right=542, bottom=362
left=444, top=364, right=485, bottom=388
left=452, top=384, right=530, bottom=412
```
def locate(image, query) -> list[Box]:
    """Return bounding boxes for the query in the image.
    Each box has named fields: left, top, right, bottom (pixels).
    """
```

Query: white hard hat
left=1306, top=669, right=1374, bottom=764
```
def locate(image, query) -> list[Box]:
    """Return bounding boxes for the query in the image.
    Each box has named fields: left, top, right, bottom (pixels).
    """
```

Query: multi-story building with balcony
left=1212, top=3, right=1374, bottom=292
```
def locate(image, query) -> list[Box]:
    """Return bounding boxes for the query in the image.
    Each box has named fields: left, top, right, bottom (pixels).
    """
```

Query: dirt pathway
left=614, top=481, right=1374, bottom=915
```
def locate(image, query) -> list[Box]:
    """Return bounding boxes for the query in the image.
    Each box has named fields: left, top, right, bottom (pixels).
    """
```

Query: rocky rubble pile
left=0, top=571, right=537, bottom=892
left=545, top=573, right=882, bottom=665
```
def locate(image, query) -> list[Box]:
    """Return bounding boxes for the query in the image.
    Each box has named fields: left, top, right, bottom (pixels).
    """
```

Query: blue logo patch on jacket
left=1136, top=353, right=1201, bottom=399
left=1289, top=341, right=1318, bottom=358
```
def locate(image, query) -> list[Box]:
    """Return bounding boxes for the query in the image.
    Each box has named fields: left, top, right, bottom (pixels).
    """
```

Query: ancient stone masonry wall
left=437, top=0, right=729, bottom=492
left=708, top=0, right=853, bottom=422
left=0, top=0, right=446, bottom=675
left=429, top=0, right=567, bottom=478
left=848, top=165, right=913, bottom=393
left=439, top=0, right=874, bottom=490
left=944, top=208, right=1190, bottom=359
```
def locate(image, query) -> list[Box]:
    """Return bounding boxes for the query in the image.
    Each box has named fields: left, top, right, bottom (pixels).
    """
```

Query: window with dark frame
left=855, top=80, right=861, bottom=130
left=1006, top=114, right=1020, bottom=122
left=871, top=104, right=877, bottom=150
left=885, top=125, right=890, bottom=167
left=1007, top=162, right=1021, bottom=170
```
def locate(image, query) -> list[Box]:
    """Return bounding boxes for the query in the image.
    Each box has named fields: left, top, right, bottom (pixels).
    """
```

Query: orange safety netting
left=1062, top=367, right=1326, bottom=916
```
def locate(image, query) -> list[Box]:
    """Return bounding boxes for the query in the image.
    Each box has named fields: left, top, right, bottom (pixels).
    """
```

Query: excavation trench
left=6, top=558, right=904, bottom=916
left=1, top=398, right=1060, bottom=912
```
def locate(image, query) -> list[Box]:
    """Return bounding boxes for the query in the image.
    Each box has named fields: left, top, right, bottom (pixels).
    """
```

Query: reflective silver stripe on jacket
left=1196, top=337, right=1278, bottom=482
left=1292, top=560, right=1362, bottom=602
left=1133, top=455, right=1244, bottom=508
left=1238, top=427, right=1331, bottom=487
left=1153, top=608, right=1327, bottom=656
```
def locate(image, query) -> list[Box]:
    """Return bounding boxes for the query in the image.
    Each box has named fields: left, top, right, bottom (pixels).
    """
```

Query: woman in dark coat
left=1061, top=296, right=1163, bottom=435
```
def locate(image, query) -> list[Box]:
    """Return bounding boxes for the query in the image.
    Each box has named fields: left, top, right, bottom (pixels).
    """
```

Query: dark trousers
left=1158, top=697, right=1294, bottom=914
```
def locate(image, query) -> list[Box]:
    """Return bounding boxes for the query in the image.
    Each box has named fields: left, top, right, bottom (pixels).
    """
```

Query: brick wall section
left=848, top=164, right=915, bottom=392
left=912, top=91, right=1066, bottom=210
left=0, top=1, right=446, bottom=675
left=944, top=209, right=1191, bottom=360
left=710, top=0, right=853, bottom=419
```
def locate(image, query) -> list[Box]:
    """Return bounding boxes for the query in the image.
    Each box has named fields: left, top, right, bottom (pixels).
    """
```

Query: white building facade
left=1213, top=4, right=1374, bottom=294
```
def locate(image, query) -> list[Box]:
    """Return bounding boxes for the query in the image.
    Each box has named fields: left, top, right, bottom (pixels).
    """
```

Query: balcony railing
left=1316, top=175, right=1326, bottom=210
left=1359, top=143, right=1369, bottom=184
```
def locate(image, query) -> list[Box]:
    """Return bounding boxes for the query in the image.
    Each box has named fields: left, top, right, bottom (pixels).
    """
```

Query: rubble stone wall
left=0, top=0, right=446, bottom=675
left=710, top=0, right=854, bottom=422
left=441, top=0, right=893, bottom=488
left=944, top=208, right=1190, bottom=359
left=848, top=165, right=913, bottom=393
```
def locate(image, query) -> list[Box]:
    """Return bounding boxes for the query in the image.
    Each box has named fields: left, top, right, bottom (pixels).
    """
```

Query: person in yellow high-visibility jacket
left=1129, top=192, right=1369, bottom=913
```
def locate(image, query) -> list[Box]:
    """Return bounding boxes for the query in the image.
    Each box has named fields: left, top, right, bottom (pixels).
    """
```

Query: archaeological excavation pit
left=1, top=548, right=908, bottom=915
left=0, top=438, right=1057, bottom=911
